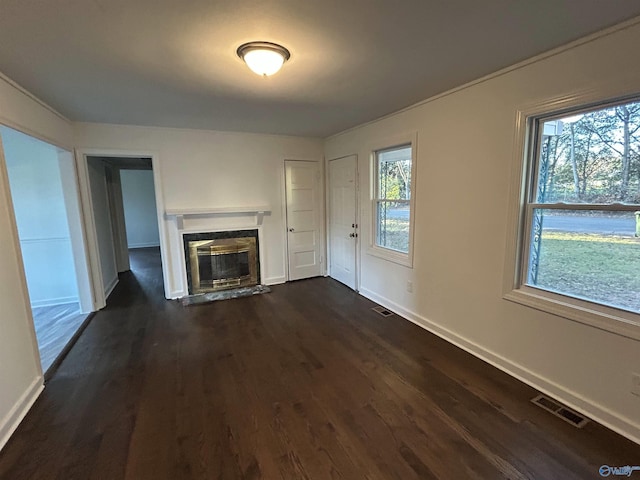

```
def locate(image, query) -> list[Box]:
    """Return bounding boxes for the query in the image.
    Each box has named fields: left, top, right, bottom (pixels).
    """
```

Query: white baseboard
left=0, top=376, right=44, bottom=452
left=30, top=296, right=79, bottom=308
left=359, top=287, right=640, bottom=446
left=128, top=242, right=160, bottom=249
left=104, top=276, right=119, bottom=300
left=264, top=276, right=286, bottom=286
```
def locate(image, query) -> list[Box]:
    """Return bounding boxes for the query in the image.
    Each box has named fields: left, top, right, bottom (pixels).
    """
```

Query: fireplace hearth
left=183, top=230, right=260, bottom=294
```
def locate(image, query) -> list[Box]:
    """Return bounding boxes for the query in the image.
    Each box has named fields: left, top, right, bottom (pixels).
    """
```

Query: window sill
left=504, top=286, right=640, bottom=341
left=366, top=245, right=413, bottom=268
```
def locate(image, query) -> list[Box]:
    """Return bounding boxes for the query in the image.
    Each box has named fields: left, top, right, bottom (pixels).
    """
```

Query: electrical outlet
left=632, top=373, right=640, bottom=397
left=406, top=280, right=413, bottom=293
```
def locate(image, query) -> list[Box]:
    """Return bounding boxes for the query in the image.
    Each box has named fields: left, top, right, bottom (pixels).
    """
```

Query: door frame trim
left=327, top=154, right=360, bottom=291
left=0, top=131, right=45, bottom=378
left=76, top=148, right=169, bottom=308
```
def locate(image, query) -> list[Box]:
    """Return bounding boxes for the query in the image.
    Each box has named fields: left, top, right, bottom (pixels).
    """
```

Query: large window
left=373, top=144, right=413, bottom=259
left=520, top=98, right=640, bottom=319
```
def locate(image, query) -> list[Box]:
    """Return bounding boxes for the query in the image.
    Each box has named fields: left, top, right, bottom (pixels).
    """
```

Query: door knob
left=289, top=228, right=295, bottom=232
left=349, top=233, right=355, bottom=238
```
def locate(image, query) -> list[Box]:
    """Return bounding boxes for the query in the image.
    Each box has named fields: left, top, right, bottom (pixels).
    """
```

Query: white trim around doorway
left=75, top=148, right=170, bottom=308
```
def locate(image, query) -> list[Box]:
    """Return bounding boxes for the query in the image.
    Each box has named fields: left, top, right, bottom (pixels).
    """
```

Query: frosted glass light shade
left=237, top=42, right=291, bottom=77
left=243, top=49, right=285, bottom=76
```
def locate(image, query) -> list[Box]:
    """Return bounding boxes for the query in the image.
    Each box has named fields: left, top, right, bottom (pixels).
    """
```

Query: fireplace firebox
left=183, top=230, right=260, bottom=294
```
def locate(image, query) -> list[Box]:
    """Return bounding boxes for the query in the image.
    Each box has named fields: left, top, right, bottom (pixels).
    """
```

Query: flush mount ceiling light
left=236, top=41, right=291, bottom=77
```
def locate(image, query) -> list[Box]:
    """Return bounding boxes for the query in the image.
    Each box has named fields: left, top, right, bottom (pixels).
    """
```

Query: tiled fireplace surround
left=165, top=207, right=271, bottom=298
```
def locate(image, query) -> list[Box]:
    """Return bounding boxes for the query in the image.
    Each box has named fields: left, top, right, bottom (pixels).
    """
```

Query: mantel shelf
left=165, top=206, right=271, bottom=229
left=165, top=206, right=271, bottom=216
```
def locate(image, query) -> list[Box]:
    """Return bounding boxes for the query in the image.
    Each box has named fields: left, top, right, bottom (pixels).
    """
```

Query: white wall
left=87, top=158, right=119, bottom=297
left=106, top=168, right=130, bottom=273
left=0, top=74, right=73, bottom=450
left=325, top=22, right=640, bottom=443
left=120, top=169, right=160, bottom=248
left=1, top=126, right=79, bottom=306
left=74, top=124, right=324, bottom=298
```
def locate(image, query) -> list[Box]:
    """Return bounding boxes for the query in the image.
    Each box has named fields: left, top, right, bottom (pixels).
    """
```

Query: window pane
left=378, top=146, right=412, bottom=201
left=376, top=201, right=410, bottom=253
left=536, top=100, right=640, bottom=204
left=527, top=209, right=640, bottom=313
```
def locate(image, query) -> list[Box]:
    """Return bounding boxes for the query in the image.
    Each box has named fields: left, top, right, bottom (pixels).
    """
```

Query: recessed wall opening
left=85, top=155, right=164, bottom=305
left=183, top=229, right=260, bottom=294
left=0, top=126, right=92, bottom=372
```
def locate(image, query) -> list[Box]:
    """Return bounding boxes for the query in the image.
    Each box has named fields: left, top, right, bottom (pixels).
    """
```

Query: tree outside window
left=375, top=145, right=412, bottom=253
left=525, top=99, right=640, bottom=314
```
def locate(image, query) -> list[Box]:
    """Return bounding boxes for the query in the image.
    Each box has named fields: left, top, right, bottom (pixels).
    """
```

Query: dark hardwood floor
left=1, top=247, right=638, bottom=479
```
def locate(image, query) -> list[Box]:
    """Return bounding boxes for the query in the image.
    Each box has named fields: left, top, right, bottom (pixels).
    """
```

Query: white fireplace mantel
left=165, top=205, right=271, bottom=229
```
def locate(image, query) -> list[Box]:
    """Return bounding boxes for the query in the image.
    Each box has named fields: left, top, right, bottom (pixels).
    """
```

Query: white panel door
left=285, top=161, right=322, bottom=281
left=329, top=155, right=357, bottom=290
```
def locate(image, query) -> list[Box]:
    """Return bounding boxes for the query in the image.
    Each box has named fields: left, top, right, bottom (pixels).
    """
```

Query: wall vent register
left=372, top=306, right=394, bottom=317
left=531, top=394, right=589, bottom=428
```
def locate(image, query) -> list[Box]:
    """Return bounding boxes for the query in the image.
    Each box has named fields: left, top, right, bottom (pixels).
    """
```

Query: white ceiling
left=1, top=1, right=639, bottom=137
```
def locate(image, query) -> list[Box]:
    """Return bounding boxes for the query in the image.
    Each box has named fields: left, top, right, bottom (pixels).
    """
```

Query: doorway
left=329, top=155, right=358, bottom=290
left=0, top=126, right=92, bottom=372
left=284, top=160, right=323, bottom=281
left=85, top=156, right=163, bottom=304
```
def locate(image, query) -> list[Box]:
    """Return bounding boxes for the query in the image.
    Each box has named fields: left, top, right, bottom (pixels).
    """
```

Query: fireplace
left=183, top=230, right=260, bottom=294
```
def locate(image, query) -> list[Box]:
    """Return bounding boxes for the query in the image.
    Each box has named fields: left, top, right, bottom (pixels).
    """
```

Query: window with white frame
left=373, top=144, right=413, bottom=256
left=518, top=98, right=640, bottom=318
